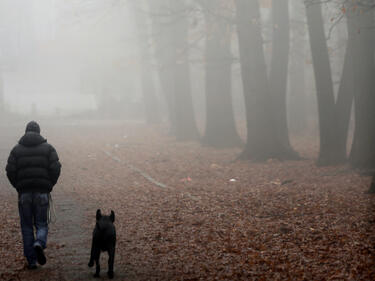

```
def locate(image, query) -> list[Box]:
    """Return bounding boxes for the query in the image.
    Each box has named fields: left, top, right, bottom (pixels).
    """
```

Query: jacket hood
left=25, top=121, right=40, bottom=134
left=18, top=132, right=47, bottom=147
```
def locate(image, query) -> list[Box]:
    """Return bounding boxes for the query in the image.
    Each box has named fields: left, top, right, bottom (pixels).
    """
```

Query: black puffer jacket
left=6, top=132, right=61, bottom=193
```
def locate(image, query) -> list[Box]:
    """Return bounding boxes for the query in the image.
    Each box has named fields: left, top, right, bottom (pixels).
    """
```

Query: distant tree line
left=129, top=0, right=374, bottom=170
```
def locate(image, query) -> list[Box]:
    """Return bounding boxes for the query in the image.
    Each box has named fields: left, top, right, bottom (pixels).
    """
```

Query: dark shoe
left=33, top=244, right=46, bottom=265
left=27, top=264, right=37, bottom=270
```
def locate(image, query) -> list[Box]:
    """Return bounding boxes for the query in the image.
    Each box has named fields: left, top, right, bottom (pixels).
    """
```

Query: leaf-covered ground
left=0, top=121, right=374, bottom=280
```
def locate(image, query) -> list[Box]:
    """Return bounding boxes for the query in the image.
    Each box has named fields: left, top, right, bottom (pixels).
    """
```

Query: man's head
left=25, top=121, right=40, bottom=134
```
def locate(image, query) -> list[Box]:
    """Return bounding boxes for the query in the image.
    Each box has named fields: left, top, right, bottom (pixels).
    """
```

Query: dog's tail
left=47, top=193, right=57, bottom=224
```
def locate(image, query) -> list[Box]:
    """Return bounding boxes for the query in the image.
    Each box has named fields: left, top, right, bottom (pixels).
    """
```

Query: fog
left=0, top=0, right=373, bottom=160
left=0, top=1, right=375, bottom=279
left=0, top=0, right=139, bottom=115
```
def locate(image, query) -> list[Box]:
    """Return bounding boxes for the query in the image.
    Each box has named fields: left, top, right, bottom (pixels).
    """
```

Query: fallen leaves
left=0, top=122, right=375, bottom=280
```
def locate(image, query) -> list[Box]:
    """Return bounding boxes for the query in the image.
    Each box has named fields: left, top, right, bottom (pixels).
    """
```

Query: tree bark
left=335, top=28, right=355, bottom=161
left=235, top=0, right=301, bottom=160
left=288, top=0, right=307, bottom=134
left=269, top=0, right=299, bottom=158
left=169, top=0, right=199, bottom=141
left=235, top=0, right=279, bottom=160
left=148, top=0, right=177, bottom=133
left=349, top=8, right=375, bottom=169
left=201, top=0, right=242, bottom=148
left=132, top=1, right=161, bottom=124
left=305, top=2, right=341, bottom=165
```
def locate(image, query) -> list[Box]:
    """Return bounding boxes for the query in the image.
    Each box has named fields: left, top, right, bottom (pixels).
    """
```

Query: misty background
left=0, top=0, right=374, bottom=167
left=1, top=1, right=375, bottom=279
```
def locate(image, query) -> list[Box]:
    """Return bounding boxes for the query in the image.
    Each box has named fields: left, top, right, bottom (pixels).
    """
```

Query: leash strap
left=47, top=193, right=57, bottom=224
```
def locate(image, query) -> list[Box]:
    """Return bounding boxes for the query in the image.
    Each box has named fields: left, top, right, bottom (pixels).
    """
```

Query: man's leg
left=33, top=193, right=49, bottom=265
left=18, top=193, right=37, bottom=266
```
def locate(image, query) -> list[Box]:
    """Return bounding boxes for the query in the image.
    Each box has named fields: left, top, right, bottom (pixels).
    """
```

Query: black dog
left=88, top=209, right=116, bottom=279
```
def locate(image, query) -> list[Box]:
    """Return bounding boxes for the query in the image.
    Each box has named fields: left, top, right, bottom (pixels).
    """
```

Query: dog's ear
left=110, top=210, right=115, bottom=223
left=96, top=209, right=102, bottom=220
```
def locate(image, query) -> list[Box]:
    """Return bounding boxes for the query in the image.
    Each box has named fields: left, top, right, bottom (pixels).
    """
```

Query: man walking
left=6, top=121, right=61, bottom=269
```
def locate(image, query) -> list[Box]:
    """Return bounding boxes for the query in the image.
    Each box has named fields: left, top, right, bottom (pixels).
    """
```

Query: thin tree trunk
left=335, top=29, right=355, bottom=161
left=201, top=0, right=242, bottom=148
left=305, top=2, right=341, bottom=165
left=148, top=0, right=177, bottom=134
left=132, top=1, right=161, bottom=124
left=288, top=0, right=307, bottom=134
left=269, top=0, right=299, bottom=159
left=169, top=0, right=199, bottom=141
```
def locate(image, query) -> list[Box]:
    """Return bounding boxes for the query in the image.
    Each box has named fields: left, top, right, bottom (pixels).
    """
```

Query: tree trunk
left=349, top=8, right=375, bottom=169
left=334, top=27, right=355, bottom=161
left=305, top=2, right=341, bottom=165
left=169, top=0, right=199, bottom=141
left=148, top=0, right=177, bottom=134
left=269, top=0, right=299, bottom=158
left=132, top=1, right=161, bottom=124
left=201, top=0, right=242, bottom=148
left=235, top=0, right=278, bottom=160
left=288, top=0, right=307, bottom=134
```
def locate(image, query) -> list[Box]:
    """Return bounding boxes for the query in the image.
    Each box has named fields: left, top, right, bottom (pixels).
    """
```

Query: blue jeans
left=18, top=192, right=49, bottom=265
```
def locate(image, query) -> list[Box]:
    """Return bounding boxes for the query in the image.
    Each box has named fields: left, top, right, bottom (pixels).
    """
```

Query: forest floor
left=0, top=120, right=374, bottom=281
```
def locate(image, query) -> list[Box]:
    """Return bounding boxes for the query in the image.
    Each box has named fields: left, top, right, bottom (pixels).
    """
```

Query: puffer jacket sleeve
left=48, top=144, right=61, bottom=186
left=6, top=148, right=17, bottom=188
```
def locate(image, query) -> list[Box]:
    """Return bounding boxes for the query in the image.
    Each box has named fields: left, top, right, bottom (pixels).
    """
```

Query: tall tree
left=169, top=0, right=200, bottom=141
left=288, top=0, right=307, bottom=134
left=349, top=6, right=375, bottom=169
left=235, top=0, right=297, bottom=160
left=304, top=1, right=358, bottom=165
left=334, top=18, right=355, bottom=162
left=148, top=0, right=199, bottom=140
left=305, top=2, right=346, bottom=165
left=148, top=0, right=178, bottom=133
left=131, top=0, right=161, bottom=124
left=200, top=0, right=242, bottom=148
left=235, top=0, right=278, bottom=160
left=269, top=0, right=298, bottom=158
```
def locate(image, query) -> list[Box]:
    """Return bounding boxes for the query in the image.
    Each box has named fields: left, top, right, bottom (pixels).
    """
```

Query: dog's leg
left=88, top=240, right=96, bottom=267
left=93, top=249, right=101, bottom=278
left=107, top=246, right=115, bottom=279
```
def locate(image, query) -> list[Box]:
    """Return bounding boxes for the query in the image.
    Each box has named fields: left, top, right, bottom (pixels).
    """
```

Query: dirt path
left=48, top=191, right=93, bottom=280
left=0, top=124, right=130, bottom=281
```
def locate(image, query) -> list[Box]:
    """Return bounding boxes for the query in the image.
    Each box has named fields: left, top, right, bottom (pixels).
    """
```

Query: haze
left=0, top=0, right=374, bottom=280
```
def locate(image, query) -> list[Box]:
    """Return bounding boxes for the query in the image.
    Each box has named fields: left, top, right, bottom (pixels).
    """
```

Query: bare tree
left=235, top=0, right=298, bottom=160
left=288, top=0, right=308, bottom=134
left=148, top=0, right=199, bottom=140
left=305, top=1, right=355, bottom=165
left=199, top=0, right=242, bottom=148
left=269, top=0, right=299, bottom=158
left=348, top=5, right=375, bottom=169
left=148, top=0, right=177, bottom=133
left=235, top=0, right=276, bottom=160
left=130, top=0, right=161, bottom=124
